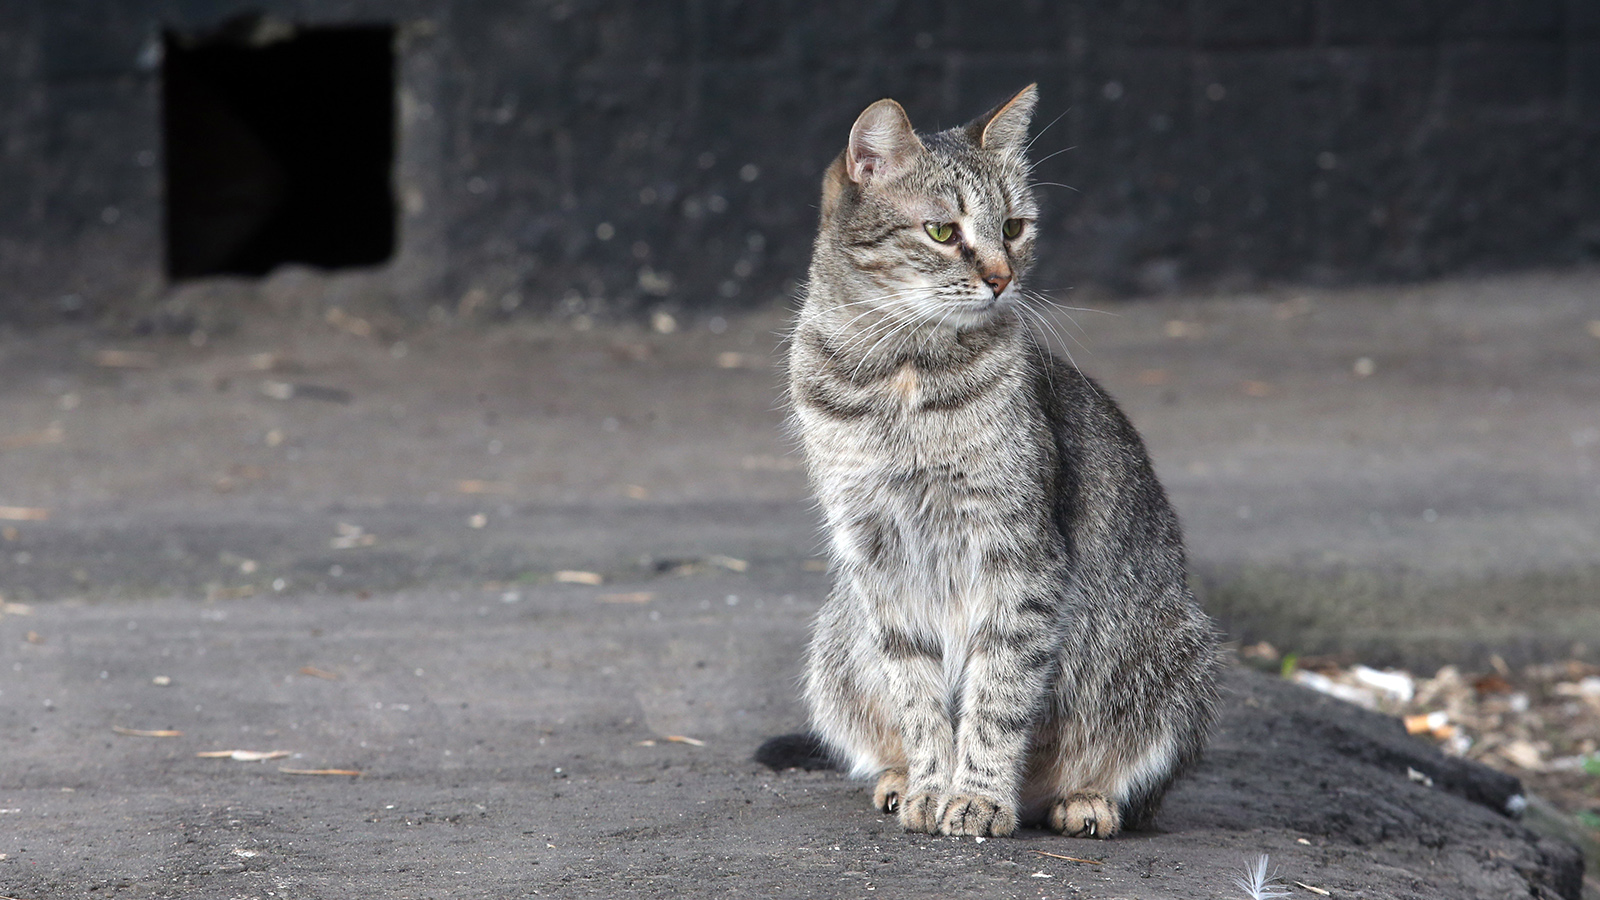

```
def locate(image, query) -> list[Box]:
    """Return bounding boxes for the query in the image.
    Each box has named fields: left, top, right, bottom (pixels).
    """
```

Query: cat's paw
left=1048, top=791, right=1121, bottom=839
left=937, top=794, right=1018, bottom=837
left=897, top=792, right=942, bottom=833
left=873, top=769, right=909, bottom=814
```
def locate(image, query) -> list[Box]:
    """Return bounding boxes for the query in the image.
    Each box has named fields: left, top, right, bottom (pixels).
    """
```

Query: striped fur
left=788, top=86, right=1221, bottom=838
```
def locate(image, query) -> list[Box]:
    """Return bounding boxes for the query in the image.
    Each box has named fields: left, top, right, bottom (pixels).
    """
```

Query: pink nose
left=984, top=272, right=1012, bottom=296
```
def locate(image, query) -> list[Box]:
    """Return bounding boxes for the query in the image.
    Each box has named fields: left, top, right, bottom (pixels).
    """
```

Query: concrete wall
left=2, top=1, right=1597, bottom=322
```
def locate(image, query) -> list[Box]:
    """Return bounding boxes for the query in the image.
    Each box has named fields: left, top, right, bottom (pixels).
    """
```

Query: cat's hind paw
left=1048, top=791, right=1121, bottom=839
left=897, top=792, right=941, bottom=834
left=938, top=795, right=1018, bottom=837
left=873, top=768, right=908, bottom=814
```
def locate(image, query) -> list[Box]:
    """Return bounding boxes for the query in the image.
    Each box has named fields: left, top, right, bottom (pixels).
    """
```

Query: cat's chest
left=804, top=364, right=1044, bottom=505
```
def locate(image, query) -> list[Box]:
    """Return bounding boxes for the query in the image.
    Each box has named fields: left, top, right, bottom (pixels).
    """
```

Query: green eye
left=924, top=222, right=955, bottom=243
left=1003, top=218, right=1024, bottom=239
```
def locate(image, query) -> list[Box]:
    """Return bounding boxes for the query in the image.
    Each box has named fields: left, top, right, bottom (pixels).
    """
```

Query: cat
left=776, top=85, right=1221, bottom=839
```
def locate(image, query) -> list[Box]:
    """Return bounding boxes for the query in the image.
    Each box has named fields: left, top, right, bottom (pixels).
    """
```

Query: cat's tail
left=754, top=732, right=837, bottom=771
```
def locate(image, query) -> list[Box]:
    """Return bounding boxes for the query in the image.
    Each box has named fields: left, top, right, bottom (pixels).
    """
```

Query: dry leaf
left=279, top=767, right=363, bottom=776
left=197, top=749, right=291, bottom=761
left=0, top=425, right=64, bottom=450
left=325, top=308, right=373, bottom=337
left=0, top=507, right=49, bottom=522
left=597, top=592, right=655, bottom=604
left=113, top=726, right=183, bottom=738
left=330, top=523, right=376, bottom=549
left=662, top=735, right=705, bottom=747
left=1473, top=673, right=1514, bottom=695
left=555, top=570, right=603, bottom=586
left=705, top=554, right=748, bottom=573
left=93, top=349, right=158, bottom=369
left=1498, top=739, right=1544, bottom=770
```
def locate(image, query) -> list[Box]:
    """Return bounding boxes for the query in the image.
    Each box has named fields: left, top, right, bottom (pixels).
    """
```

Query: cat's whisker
left=1020, top=291, right=1107, bottom=353
left=1030, top=145, right=1078, bottom=169
left=1024, top=107, right=1071, bottom=154
left=1030, top=181, right=1081, bottom=193
left=1021, top=298, right=1097, bottom=376
left=1022, top=289, right=1117, bottom=317
left=847, top=307, right=929, bottom=380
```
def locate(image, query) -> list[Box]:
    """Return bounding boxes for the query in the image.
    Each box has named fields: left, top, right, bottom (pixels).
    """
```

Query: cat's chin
left=935, top=298, right=1011, bottom=331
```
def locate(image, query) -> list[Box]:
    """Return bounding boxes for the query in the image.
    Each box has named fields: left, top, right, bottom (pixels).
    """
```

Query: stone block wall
left=1, top=1, right=1595, bottom=321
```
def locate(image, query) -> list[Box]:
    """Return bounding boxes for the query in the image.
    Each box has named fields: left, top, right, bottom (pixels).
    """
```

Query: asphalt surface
left=1, top=268, right=1597, bottom=897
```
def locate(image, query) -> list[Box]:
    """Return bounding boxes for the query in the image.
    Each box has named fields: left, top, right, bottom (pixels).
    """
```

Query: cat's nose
left=983, top=270, right=1012, bottom=296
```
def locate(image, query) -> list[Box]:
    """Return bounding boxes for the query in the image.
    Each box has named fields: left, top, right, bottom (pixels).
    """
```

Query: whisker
left=1031, top=145, right=1078, bottom=168
left=1024, top=107, right=1072, bottom=154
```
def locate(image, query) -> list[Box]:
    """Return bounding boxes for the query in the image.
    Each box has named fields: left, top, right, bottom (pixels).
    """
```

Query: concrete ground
left=1, top=268, right=1597, bottom=898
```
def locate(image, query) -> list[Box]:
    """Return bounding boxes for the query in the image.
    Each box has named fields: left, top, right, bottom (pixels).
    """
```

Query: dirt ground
left=1, top=268, right=1598, bottom=897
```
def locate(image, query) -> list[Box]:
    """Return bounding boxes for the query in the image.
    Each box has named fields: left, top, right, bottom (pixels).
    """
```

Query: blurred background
left=2, top=1, right=1597, bottom=320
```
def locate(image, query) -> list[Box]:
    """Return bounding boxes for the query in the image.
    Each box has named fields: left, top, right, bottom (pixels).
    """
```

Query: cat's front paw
left=873, top=768, right=908, bottom=813
left=1048, top=791, right=1121, bottom=839
left=937, top=794, right=1018, bottom=837
left=896, top=792, right=942, bottom=833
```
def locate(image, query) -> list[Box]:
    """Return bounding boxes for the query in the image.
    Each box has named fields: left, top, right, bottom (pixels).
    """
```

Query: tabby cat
left=783, top=85, right=1220, bottom=838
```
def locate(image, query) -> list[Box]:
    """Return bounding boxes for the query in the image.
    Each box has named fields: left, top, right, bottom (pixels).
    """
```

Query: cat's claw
left=1049, top=791, right=1121, bottom=839
left=873, top=769, right=908, bottom=814
left=938, top=794, right=1017, bottom=837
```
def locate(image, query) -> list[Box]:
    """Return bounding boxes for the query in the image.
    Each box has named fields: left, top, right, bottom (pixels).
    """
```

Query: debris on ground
left=1246, top=643, right=1600, bottom=828
left=197, top=749, right=292, bottom=761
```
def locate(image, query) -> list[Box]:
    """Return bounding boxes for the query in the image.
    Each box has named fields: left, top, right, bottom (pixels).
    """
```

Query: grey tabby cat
left=785, top=85, right=1220, bottom=839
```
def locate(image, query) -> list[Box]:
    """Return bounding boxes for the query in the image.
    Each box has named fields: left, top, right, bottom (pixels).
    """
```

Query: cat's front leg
left=876, top=625, right=957, bottom=833
left=939, top=606, right=1057, bottom=837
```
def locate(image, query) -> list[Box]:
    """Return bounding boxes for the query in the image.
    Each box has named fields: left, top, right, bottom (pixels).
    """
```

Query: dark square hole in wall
left=163, top=18, right=395, bottom=279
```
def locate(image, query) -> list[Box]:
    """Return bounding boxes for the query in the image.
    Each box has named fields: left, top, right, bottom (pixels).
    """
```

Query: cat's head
left=815, top=85, right=1040, bottom=330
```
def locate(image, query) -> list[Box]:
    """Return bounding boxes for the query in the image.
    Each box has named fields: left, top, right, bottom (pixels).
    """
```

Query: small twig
left=112, top=726, right=183, bottom=738
left=1030, top=850, right=1103, bottom=865
left=1294, top=882, right=1331, bottom=896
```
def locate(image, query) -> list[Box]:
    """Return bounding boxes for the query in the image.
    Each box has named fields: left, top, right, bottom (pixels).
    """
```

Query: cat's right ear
left=846, top=99, right=923, bottom=186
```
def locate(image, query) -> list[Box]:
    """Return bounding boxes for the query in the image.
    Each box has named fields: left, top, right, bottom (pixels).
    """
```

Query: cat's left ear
left=969, top=84, right=1038, bottom=154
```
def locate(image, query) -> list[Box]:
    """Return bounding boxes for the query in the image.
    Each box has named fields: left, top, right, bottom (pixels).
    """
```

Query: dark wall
left=2, top=1, right=1598, bottom=322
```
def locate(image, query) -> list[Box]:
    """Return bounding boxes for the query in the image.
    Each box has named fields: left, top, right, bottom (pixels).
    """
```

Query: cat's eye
left=1003, top=218, right=1025, bottom=240
left=924, top=222, right=956, bottom=243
